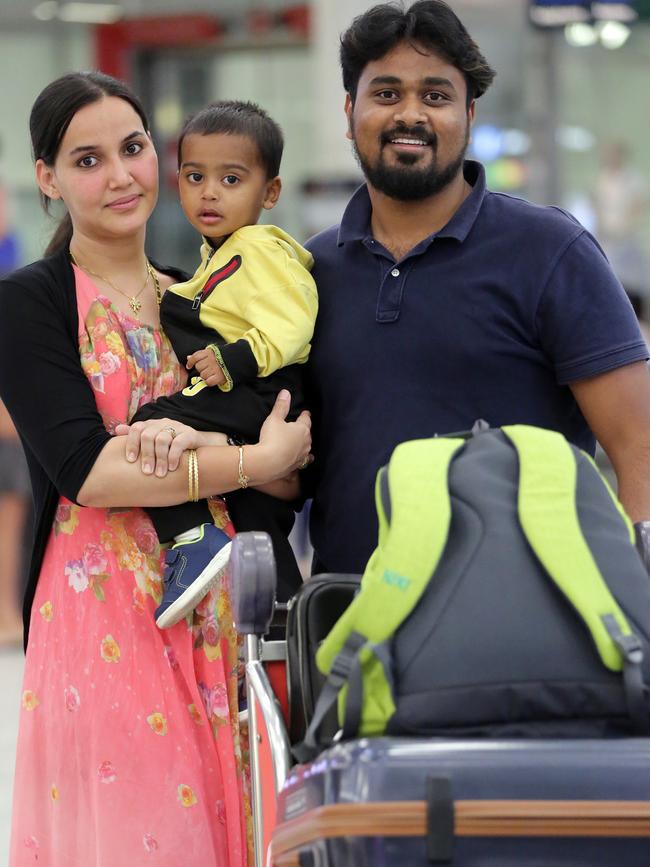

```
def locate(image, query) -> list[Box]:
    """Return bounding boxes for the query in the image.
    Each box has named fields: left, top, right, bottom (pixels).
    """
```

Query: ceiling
left=0, top=0, right=517, bottom=29
left=0, top=0, right=295, bottom=28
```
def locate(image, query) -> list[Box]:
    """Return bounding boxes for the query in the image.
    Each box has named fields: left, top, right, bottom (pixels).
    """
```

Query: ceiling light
left=564, top=22, right=599, bottom=46
left=598, top=20, right=631, bottom=49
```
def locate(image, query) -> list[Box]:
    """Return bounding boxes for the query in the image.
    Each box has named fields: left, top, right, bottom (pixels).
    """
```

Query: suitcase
left=271, top=737, right=650, bottom=866
left=286, top=573, right=360, bottom=745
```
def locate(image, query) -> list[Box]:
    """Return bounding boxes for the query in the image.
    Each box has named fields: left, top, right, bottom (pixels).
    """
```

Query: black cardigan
left=0, top=248, right=186, bottom=645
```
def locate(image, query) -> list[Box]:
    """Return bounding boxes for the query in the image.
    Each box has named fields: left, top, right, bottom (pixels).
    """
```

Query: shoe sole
left=156, top=541, right=232, bottom=629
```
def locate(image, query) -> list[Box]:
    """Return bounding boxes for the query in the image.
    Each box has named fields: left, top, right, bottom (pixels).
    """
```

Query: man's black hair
left=177, top=100, right=283, bottom=179
left=340, top=0, right=495, bottom=107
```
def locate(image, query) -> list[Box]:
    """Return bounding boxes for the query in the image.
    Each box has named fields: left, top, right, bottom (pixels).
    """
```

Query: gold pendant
left=129, top=297, right=142, bottom=314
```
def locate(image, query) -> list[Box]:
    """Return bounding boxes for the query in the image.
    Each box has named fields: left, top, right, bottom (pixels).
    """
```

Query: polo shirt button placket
left=376, top=263, right=407, bottom=323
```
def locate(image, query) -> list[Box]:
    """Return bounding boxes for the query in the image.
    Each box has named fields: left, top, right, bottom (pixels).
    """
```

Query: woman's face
left=36, top=95, right=158, bottom=243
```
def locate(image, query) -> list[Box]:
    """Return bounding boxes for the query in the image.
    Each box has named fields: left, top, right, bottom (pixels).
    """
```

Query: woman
left=0, top=72, right=311, bottom=865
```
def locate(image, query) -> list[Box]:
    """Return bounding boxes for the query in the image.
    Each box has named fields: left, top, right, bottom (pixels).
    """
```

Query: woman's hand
left=254, top=390, right=312, bottom=481
left=113, top=419, right=228, bottom=477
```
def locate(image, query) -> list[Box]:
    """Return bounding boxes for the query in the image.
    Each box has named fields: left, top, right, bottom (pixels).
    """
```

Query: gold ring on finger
left=164, top=426, right=177, bottom=439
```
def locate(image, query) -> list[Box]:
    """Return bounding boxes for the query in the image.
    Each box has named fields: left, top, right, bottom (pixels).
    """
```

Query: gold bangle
left=237, top=445, right=250, bottom=489
left=187, top=449, right=199, bottom=502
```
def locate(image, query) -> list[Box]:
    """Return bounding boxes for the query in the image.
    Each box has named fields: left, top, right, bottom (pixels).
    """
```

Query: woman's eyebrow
left=68, top=130, right=144, bottom=156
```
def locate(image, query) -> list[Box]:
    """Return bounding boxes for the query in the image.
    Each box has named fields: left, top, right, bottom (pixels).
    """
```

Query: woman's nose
left=108, top=158, right=133, bottom=188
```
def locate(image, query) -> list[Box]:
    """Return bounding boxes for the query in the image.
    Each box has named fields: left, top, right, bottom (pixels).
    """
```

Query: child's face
left=178, top=132, right=280, bottom=244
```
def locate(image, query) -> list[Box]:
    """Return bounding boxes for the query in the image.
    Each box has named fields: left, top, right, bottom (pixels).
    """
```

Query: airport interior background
left=1, top=0, right=650, bottom=285
left=0, top=0, right=650, bottom=860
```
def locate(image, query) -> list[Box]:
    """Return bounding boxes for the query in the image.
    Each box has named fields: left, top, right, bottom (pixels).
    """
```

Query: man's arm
left=569, top=360, right=650, bottom=521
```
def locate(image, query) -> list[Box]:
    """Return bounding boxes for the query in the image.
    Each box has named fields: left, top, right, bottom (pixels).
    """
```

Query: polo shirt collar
left=336, top=159, right=486, bottom=247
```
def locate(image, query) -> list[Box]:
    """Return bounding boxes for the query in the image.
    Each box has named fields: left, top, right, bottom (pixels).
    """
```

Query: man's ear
left=344, top=93, right=354, bottom=142
left=35, top=159, right=61, bottom=201
left=262, top=176, right=282, bottom=210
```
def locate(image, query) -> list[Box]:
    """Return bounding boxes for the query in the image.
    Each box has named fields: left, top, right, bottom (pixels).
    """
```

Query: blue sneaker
left=155, top=524, right=232, bottom=629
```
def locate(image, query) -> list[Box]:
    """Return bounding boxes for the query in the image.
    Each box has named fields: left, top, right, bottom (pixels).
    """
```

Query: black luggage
left=271, top=737, right=650, bottom=866
left=286, top=574, right=360, bottom=744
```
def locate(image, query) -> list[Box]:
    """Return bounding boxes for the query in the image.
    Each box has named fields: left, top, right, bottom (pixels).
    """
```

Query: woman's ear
left=262, top=176, right=282, bottom=211
left=35, top=159, right=61, bottom=201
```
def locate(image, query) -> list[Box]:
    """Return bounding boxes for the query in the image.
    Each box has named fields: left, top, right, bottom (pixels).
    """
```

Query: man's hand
left=186, top=347, right=226, bottom=387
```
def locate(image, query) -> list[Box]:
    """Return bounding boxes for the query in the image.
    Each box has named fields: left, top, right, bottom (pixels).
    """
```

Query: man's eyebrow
left=367, top=75, right=456, bottom=90
left=422, top=76, right=456, bottom=90
left=68, top=130, right=144, bottom=156
left=367, top=75, right=402, bottom=88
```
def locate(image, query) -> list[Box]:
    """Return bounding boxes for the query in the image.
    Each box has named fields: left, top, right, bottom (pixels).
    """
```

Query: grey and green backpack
left=300, top=424, right=650, bottom=756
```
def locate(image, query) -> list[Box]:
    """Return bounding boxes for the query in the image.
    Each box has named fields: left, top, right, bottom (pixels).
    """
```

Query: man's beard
left=352, top=124, right=469, bottom=202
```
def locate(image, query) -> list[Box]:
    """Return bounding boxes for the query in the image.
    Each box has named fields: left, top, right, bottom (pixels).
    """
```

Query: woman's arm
left=0, top=267, right=310, bottom=510
left=77, top=390, right=310, bottom=507
left=0, top=264, right=112, bottom=502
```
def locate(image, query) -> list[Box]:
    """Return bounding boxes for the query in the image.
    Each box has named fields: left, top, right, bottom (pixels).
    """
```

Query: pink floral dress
left=10, top=268, right=251, bottom=866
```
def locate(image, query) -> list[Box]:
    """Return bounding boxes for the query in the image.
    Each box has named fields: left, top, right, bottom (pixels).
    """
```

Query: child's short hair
left=177, top=100, right=284, bottom=179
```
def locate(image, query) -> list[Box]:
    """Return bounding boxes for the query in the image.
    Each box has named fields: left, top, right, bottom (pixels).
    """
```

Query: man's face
left=345, top=41, right=475, bottom=201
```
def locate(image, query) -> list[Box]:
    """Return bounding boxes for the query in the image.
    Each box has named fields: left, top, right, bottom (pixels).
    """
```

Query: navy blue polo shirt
left=305, top=160, right=648, bottom=575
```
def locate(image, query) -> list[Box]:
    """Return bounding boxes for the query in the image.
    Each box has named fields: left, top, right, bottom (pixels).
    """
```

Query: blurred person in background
left=0, top=179, right=21, bottom=275
left=0, top=71, right=311, bottom=866
left=594, top=141, right=650, bottom=338
left=0, top=399, right=28, bottom=646
left=304, top=0, right=650, bottom=579
left=0, top=178, right=28, bottom=647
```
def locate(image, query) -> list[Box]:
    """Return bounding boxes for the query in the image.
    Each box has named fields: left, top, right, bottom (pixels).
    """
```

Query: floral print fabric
left=10, top=268, right=250, bottom=865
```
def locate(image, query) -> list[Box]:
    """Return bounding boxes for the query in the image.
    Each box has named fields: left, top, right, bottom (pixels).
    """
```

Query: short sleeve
left=535, top=230, right=648, bottom=385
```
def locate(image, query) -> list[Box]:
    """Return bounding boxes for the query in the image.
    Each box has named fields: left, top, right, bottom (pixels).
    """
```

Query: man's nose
left=393, top=96, right=427, bottom=127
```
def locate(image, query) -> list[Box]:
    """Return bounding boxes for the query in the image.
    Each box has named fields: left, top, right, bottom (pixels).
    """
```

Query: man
left=305, top=0, right=650, bottom=576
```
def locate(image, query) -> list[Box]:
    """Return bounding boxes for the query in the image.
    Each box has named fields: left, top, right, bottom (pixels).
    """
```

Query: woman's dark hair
left=177, top=100, right=284, bottom=180
left=340, top=0, right=496, bottom=107
left=30, top=71, right=150, bottom=256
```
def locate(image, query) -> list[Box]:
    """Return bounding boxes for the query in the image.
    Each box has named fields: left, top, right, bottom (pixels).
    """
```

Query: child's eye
left=187, top=172, right=203, bottom=183
left=124, top=141, right=143, bottom=155
left=77, top=155, right=98, bottom=168
left=223, top=175, right=239, bottom=186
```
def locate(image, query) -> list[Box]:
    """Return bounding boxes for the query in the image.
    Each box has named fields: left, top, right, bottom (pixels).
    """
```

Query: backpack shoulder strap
left=294, top=436, right=465, bottom=753
left=317, top=436, right=464, bottom=674
left=502, top=424, right=633, bottom=672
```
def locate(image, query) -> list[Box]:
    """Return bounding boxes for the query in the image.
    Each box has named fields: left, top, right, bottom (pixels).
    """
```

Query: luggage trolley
left=229, top=532, right=650, bottom=867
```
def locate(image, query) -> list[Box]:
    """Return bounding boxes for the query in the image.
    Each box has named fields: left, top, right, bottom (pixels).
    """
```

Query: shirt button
left=391, top=268, right=400, bottom=277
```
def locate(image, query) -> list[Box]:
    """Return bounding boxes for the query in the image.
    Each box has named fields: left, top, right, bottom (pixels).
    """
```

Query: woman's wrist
left=239, top=442, right=277, bottom=487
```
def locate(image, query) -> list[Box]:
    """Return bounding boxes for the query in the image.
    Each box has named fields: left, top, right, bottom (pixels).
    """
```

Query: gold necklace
left=70, top=251, right=158, bottom=315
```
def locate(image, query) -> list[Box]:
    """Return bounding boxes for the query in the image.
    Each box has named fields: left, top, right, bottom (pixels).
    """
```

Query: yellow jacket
left=165, top=224, right=318, bottom=390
